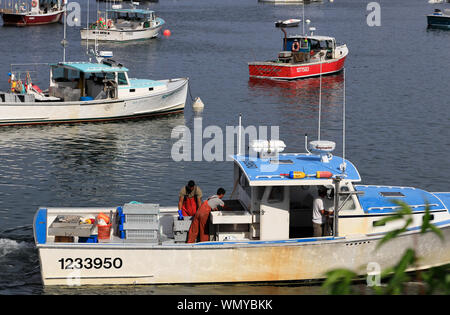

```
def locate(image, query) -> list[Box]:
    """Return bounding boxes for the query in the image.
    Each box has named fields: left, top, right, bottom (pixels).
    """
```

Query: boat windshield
left=117, top=72, right=128, bottom=85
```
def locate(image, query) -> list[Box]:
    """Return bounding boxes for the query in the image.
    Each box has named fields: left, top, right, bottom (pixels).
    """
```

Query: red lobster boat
left=0, top=0, right=64, bottom=26
left=248, top=27, right=348, bottom=80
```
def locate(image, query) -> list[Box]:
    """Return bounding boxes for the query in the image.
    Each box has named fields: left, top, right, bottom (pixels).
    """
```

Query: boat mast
left=61, top=0, right=68, bottom=63
left=302, top=2, right=305, bottom=35
left=238, top=113, right=242, bottom=155
left=318, top=56, right=322, bottom=141
left=341, top=68, right=347, bottom=172
left=86, top=0, right=90, bottom=55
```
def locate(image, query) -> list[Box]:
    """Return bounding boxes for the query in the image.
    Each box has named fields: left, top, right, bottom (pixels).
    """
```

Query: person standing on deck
left=312, top=187, right=329, bottom=237
left=177, top=180, right=202, bottom=219
left=187, top=188, right=226, bottom=243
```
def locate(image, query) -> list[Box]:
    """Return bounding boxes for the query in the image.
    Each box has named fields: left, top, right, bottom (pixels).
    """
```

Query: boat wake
left=0, top=238, right=31, bottom=258
left=0, top=226, right=42, bottom=293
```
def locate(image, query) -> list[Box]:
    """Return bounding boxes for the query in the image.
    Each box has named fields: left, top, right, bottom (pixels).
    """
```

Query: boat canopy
left=107, top=8, right=154, bottom=18
left=51, top=62, right=129, bottom=74
left=230, top=153, right=361, bottom=186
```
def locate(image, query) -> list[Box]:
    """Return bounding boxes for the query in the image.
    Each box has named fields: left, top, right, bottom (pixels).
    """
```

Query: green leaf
left=382, top=249, right=417, bottom=295
left=421, top=204, right=443, bottom=241
left=322, top=268, right=358, bottom=295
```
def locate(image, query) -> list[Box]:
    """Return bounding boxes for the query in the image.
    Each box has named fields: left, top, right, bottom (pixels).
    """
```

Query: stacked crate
left=117, top=203, right=160, bottom=243
left=173, top=216, right=193, bottom=243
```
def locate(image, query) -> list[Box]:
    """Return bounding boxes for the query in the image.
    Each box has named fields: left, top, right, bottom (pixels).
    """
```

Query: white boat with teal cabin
left=33, top=134, right=450, bottom=286
left=80, top=3, right=164, bottom=42
left=0, top=54, right=188, bottom=126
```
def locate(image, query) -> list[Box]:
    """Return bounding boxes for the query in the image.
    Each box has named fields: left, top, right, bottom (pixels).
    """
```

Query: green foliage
left=376, top=248, right=417, bottom=295
left=322, top=201, right=447, bottom=295
left=322, top=269, right=358, bottom=295
left=420, top=263, right=450, bottom=294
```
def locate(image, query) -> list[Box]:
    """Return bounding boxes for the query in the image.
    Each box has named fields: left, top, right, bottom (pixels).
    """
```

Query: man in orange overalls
left=177, top=180, right=202, bottom=219
left=187, top=188, right=226, bottom=243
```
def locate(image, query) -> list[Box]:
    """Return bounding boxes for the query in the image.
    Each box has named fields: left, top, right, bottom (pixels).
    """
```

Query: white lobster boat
left=80, top=4, right=164, bottom=42
left=33, top=136, right=450, bottom=286
left=0, top=55, right=188, bottom=126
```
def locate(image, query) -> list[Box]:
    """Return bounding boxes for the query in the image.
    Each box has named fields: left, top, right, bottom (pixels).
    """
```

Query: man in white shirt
left=312, top=187, right=331, bottom=237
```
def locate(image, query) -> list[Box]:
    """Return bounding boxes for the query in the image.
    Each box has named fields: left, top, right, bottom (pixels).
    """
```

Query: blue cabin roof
left=355, top=185, right=449, bottom=214
left=231, top=153, right=361, bottom=186
left=53, top=62, right=129, bottom=73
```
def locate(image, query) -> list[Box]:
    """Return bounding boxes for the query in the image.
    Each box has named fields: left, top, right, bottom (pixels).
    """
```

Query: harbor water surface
left=0, top=0, right=449, bottom=294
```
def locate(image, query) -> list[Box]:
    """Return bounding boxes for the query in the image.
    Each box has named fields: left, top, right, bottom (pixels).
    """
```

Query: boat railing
left=10, top=63, right=49, bottom=75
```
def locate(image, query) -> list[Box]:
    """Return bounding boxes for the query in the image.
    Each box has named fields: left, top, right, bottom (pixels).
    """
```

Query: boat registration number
left=297, top=67, right=309, bottom=73
left=58, top=257, right=123, bottom=270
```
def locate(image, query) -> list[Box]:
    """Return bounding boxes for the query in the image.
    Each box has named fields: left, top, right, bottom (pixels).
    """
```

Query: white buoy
left=192, top=97, right=204, bottom=111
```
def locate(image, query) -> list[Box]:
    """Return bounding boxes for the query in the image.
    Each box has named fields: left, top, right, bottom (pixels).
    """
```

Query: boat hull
left=1, top=10, right=63, bottom=26
left=80, top=23, right=163, bottom=41
left=0, top=78, right=188, bottom=126
left=35, top=210, right=450, bottom=286
left=249, top=54, right=347, bottom=80
left=427, top=15, right=450, bottom=29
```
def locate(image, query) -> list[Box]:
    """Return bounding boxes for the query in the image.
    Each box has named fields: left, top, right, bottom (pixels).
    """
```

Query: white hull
left=0, top=78, right=188, bottom=125
left=80, top=25, right=162, bottom=42
left=35, top=207, right=450, bottom=286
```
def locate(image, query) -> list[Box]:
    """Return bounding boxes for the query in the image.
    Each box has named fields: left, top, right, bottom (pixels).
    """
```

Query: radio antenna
left=341, top=68, right=347, bottom=173
left=317, top=56, right=323, bottom=141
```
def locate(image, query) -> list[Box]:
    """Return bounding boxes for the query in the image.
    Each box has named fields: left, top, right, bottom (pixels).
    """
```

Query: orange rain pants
left=187, top=201, right=211, bottom=243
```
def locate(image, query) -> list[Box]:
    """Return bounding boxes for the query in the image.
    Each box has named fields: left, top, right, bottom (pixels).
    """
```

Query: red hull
left=1, top=11, right=63, bottom=26
left=248, top=55, right=347, bottom=80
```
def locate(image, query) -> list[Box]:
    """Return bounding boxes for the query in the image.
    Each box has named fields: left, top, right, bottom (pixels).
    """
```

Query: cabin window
left=299, top=39, right=309, bottom=49
left=310, top=39, right=320, bottom=50
left=238, top=170, right=251, bottom=197
left=52, top=67, right=67, bottom=82
left=118, top=72, right=128, bottom=85
left=67, top=69, right=80, bottom=81
left=268, top=186, right=284, bottom=203
left=326, top=40, right=334, bottom=49
left=255, top=186, right=265, bottom=201
left=338, top=186, right=356, bottom=211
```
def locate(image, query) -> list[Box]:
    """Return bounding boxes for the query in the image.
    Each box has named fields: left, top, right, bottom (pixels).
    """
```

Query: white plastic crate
left=124, top=229, right=159, bottom=241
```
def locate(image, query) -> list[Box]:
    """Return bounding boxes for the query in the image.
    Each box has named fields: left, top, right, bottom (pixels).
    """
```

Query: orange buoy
left=163, top=29, right=171, bottom=37
left=316, top=171, right=333, bottom=178
left=97, top=212, right=110, bottom=225
left=281, top=171, right=333, bottom=179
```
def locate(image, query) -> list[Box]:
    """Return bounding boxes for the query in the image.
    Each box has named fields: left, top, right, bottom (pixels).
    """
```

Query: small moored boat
left=0, top=53, right=188, bottom=126
left=0, top=0, right=64, bottom=26
left=80, top=3, right=165, bottom=42
left=427, top=8, right=450, bottom=29
left=275, top=19, right=301, bottom=28
left=248, top=23, right=348, bottom=80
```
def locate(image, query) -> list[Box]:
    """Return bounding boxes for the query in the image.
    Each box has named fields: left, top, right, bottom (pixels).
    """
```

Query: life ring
left=292, top=41, right=300, bottom=52
left=106, top=19, right=113, bottom=28
left=31, top=0, right=38, bottom=8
